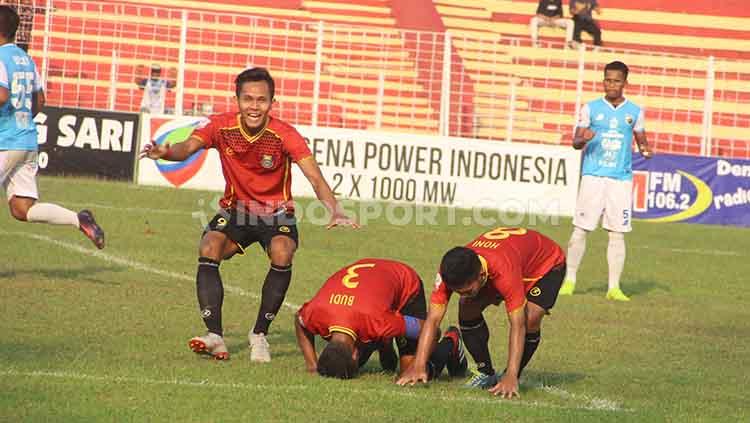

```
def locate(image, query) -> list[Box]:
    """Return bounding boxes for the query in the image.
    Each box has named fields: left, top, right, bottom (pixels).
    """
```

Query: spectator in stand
left=135, top=63, right=176, bottom=114
left=569, top=0, right=602, bottom=48
left=529, top=0, right=574, bottom=48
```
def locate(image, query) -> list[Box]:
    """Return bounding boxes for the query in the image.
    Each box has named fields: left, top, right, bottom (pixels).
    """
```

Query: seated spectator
left=570, top=0, right=602, bottom=48
left=135, top=64, right=176, bottom=114
left=529, top=0, right=573, bottom=47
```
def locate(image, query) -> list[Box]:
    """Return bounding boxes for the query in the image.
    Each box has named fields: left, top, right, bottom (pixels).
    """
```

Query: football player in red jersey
left=295, top=258, right=467, bottom=380
left=397, top=228, right=566, bottom=399
left=140, top=67, right=358, bottom=362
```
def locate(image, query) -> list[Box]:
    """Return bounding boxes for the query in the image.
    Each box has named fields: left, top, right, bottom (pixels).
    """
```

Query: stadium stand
left=15, top=0, right=750, bottom=158
left=28, top=0, right=442, bottom=134
left=432, top=0, right=750, bottom=157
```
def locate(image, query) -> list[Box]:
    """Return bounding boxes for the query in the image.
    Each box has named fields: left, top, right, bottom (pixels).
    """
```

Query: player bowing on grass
left=140, top=67, right=358, bottom=362
left=295, top=258, right=467, bottom=380
left=397, top=228, right=566, bottom=399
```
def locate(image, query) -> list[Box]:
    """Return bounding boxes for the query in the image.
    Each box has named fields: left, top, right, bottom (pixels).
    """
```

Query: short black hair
left=604, top=61, right=629, bottom=80
left=0, top=6, right=19, bottom=40
left=317, top=341, right=358, bottom=379
left=439, top=247, right=481, bottom=291
left=235, top=67, right=275, bottom=99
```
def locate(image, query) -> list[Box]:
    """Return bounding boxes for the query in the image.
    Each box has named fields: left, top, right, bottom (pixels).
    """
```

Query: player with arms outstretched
left=141, top=67, right=358, bottom=362
left=397, top=228, right=566, bottom=399
left=295, top=258, right=467, bottom=380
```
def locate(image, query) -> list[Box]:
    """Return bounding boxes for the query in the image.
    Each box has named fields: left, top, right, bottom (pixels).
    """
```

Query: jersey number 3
left=342, top=263, right=376, bottom=289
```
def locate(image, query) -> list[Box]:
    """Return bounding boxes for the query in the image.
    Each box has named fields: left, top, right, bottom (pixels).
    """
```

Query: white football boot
left=188, top=332, right=229, bottom=360
left=248, top=332, right=271, bottom=363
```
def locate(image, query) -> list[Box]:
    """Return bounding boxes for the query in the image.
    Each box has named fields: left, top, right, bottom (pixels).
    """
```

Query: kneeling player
left=397, top=228, right=566, bottom=399
left=295, top=258, right=467, bottom=379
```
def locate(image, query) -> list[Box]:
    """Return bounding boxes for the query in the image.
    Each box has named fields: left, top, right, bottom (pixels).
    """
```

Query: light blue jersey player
left=578, top=97, right=645, bottom=180
left=0, top=38, right=40, bottom=151
left=561, top=61, right=652, bottom=302
left=0, top=5, right=104, bottom=249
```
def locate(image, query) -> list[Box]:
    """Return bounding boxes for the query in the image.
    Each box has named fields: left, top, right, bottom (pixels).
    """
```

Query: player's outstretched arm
left=296, top=157, right=359, bottom=229
left=295, top=313, right=318, bottom=373
left=396, top=303, right=446, bottom=386
left=139, top=135, right=205, bottom=161
left=488, top=307, right=526, bottom=399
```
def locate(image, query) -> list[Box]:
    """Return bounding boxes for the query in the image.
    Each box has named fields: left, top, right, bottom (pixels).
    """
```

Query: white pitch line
left=59, top=201, right=197, bottom=216
left=635, top=245, right=742, bottom=257
left=0, top=230, right=300, bottom=310
left=0, top=368, right=630, bottom=412
left=52, top=201, right=746, bottom=258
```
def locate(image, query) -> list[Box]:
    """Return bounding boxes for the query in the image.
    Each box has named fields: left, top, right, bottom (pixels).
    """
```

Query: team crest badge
left=625, top=114, right=634, bottom=125
left=261, top=154, right=274, bottom=169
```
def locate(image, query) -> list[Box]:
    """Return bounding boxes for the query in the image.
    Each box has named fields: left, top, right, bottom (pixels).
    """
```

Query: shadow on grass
left=0, top=265, right=125, bottom=285
left=576, top=279, right=670, bottom=296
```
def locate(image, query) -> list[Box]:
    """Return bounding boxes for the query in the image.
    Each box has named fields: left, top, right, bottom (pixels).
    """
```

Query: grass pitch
left=1, top=176, right=748, bottom=422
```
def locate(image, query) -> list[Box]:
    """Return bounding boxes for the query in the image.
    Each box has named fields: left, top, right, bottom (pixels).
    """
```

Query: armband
left=403, top=315, right=421, bottom=340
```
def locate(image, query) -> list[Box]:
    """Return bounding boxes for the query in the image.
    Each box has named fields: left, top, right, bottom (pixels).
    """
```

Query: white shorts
left=573, top=175, right=632, bottom=233
left=0, top=150, right=39, bottom=201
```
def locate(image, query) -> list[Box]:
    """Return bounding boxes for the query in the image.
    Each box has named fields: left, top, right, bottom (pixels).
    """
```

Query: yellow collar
left=477, top=254, right=489, bottom=288
left=236, top=114, right=269, bottom=142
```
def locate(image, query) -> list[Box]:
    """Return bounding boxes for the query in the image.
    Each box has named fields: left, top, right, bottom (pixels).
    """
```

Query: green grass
left=1, top=176, right=748, bottom=422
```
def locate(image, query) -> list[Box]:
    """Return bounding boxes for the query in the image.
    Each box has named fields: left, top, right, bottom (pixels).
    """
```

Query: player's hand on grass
left=139, top=141, right=169, bottom=160
left=488, top=374, right=520, bottom=399
left=395, top=366, right=428, bottom=386
left=326, top=212, right=360, bottom=230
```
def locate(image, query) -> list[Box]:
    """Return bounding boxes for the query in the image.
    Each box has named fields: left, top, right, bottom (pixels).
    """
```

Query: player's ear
left=352, top=345, right=360, bottom=362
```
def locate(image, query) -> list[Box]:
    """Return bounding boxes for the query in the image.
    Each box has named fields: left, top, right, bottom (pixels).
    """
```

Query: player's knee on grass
left=8, top=196, right=34, bottom=221
left=317, top=341, right=358, bottom=379
left=267, top=235, right=296, bottom=266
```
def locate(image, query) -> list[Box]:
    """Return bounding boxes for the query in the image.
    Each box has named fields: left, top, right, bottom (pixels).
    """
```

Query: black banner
left=34, top=107, right=140, bottom=181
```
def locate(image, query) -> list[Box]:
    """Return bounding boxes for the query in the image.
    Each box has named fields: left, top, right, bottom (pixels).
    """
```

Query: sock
left=26, top=203, right=79, bottom=226
left=607, top=232, right=626, bottom=291
left=252, top=264, right=292, bottom=335
left=196, top=257, right=224, bottom=336
left=518, top=331, right=541, bottom=378
left=426, top=337, right=454, bottom=379
left=460, top=317, right=494, bottom=376
left=566, top=226, right=588, bottom=284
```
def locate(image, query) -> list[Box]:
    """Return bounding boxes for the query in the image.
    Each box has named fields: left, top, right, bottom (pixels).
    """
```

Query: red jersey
left=192, top=113, right=312, bottom=215
left=297, top=258, right=423, bottom=343
left=431, top=228, right=565, bottom=314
